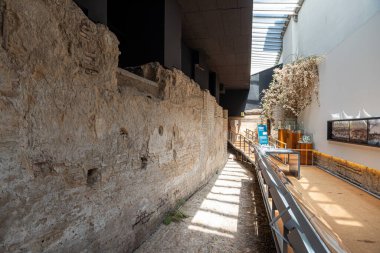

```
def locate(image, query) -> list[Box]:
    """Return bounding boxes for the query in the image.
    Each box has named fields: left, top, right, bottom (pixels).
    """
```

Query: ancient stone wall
left=0, top=1, right=228, bottom=252
left=313, top=151, right=380, bottom=196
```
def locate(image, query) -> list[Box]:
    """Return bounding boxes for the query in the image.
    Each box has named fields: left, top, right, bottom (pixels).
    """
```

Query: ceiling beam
left=252, top=41, right=282, bottom=45
left=252, top=26, right=285, bottom=29
left=253, top=14, right=289, bottom=18
left=253, top=0, right=300, bottom=4
left=252, top=59, right=277, bottom=62
left=251, top=54, right=279, bottom=57
left=252, top=53, right=280, bottom=56
left=252, top=40, right=282, bottom=44
left=253, top=19, right=287, bottom=24
left=252, top=46, right=282, bottom=50
left=252, top=57, right=278, bottom=60
left=252, top=30, right=283, bottom=34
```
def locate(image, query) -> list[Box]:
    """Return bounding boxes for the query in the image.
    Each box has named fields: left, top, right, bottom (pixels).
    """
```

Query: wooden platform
left=289, top=166, right=380, bottom=253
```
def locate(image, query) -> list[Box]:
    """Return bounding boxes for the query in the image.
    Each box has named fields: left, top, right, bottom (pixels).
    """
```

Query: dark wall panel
left=74, top=0, right=107, bottom=24
left=108, top=0, right=165, bottom=68
left=195, top=67, right=209, bottom=90
left=181, top=41, right=193, bottom=77
left=220, top=89, right=249, bottom=116
left=209, top=72, right=216, bottom=97
left=246, top=65, right=280, bottom=111
left=194, top=52, right=209, bottom=90
left=164, top=0, right=181, bottom=69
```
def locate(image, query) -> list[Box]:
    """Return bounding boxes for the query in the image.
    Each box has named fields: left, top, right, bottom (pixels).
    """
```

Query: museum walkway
left=231, top=129, right=380, bottom=253
left=262, top=151, right=380, bottom=253
left=288, top=165, right=380, bottom=253
left=135, top=153, right=276, bottom=253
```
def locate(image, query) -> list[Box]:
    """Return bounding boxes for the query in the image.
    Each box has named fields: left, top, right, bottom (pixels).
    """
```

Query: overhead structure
left=251, top=0, right=304, bottom=74
left=178, top=0, right=253, bottom=89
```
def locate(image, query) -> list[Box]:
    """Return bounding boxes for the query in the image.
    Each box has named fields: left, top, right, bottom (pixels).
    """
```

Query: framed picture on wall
left=331, top=121, right=349, bottom=141
left=328, top=117, right=380, bottom=148
left=349, top=120, right=367, bottom=144
left=368, top=119, right=380, bottom=147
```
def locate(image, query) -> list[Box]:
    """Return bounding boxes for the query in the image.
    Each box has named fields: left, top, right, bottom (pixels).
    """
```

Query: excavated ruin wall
left=0, top=0, right=228, bottom=252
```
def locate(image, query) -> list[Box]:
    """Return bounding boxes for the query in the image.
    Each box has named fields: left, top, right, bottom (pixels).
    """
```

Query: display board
left=327, top=117, right=380, bottom=147
left=258, top=124, right=268, bottom=145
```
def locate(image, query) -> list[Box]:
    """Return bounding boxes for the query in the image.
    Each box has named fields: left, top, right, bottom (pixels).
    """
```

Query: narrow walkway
left=268, top=156, right=380, bottom=252
left=288, top=166, right=380, bottom=253
left=135, top=154, right=276, bottom=253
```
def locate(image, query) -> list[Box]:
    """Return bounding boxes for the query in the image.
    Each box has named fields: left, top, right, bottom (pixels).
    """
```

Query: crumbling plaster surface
left=0, top=0, right=228, bottom=252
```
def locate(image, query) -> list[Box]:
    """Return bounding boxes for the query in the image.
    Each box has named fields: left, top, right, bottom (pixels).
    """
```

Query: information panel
left=327, top=117, right=380, bottom=148
left=258, top=124, right=268, bottom=145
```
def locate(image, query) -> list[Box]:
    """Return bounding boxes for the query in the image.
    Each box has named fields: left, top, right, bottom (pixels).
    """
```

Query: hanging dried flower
left=261, top=55, right=323, bottom=121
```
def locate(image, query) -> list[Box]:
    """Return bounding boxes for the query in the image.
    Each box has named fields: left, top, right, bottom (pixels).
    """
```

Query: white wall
left=281, top=0, right=380, bottom=62
left=280, top=0, right=380, bottom=169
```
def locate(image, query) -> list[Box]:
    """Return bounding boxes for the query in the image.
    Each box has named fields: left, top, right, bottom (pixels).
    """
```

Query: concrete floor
left=289, top=166, right=380, bottom=253
left=135, top=154, right=276, bottom=253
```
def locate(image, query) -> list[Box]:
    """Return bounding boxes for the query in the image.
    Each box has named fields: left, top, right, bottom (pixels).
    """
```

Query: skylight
left=251, top=0, right=304, bottom=74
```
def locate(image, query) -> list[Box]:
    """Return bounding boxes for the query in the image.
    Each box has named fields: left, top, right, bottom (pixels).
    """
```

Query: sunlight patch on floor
left=334, top=219, right=364, bottom=227
left=206, top=192, right=240, bottom=204
left=188, top=158, right=250, bottom=237
left=317, top=203, right=354, bottom=219
left=288, top=166, right=380, bottom=253
left=187, top=224, right=235, bottom=238
left=295, top=171, right=355, bottom=220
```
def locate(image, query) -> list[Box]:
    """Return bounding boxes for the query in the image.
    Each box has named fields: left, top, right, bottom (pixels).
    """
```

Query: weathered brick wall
left=0, top=1, right=227, bottom=252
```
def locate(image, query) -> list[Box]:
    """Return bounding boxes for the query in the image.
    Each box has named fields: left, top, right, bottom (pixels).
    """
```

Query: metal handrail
left=272, top=148, right=314, bottom=165
left=269, top=135, right=287, bottom=149
left=245, top=129, right=257, bottom=143
left=228, top=131, right=349, bottom=253
left=244, top=128, right=287, bottom=149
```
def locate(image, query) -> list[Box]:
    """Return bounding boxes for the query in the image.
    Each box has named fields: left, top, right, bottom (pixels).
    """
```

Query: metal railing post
left=227, top=131, right=339, bottom=253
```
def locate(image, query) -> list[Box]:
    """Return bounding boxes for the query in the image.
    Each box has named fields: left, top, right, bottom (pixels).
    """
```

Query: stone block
left=0, top=1, right=228, bottom=252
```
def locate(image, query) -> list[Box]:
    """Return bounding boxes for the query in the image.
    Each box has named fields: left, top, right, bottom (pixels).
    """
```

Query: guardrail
left=243, top=128, right=285, bottom=148
left=243, top=127, right=379, bottom=201
left=269, top=136, right=287, bottom=149
left=245, top=129, right=257, bottom=143
left=228, top=131, right=349, bottom=253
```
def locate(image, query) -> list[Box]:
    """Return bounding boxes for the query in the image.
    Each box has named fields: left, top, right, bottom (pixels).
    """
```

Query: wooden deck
left=288, top=165, right=380, bottom=253
left=229, top=135, right=380, bottom=252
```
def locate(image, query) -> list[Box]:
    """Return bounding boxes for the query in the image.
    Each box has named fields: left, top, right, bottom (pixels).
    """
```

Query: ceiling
left=251, top=0, right=304, bottom=75
left=178, top=0, right=253, bottom=89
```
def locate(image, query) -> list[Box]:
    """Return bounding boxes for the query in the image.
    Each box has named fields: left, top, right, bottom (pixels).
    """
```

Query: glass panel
left=251, top=0, right=301, bottom=74
left=254, top=0, right=300, bottom=4
left=253, top=4, right=299, bottom=11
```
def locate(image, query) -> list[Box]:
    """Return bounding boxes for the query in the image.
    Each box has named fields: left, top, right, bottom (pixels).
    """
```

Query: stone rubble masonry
left=313, top=151, right=380, bottom=196
left=0, top=0, right=228, bottom=252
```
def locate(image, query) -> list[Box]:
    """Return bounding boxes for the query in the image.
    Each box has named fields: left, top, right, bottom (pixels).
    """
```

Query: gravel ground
left=135, top=153, right=276, bottom=253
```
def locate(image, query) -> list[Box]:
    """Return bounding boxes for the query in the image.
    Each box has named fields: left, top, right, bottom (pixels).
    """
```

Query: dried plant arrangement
left=262, top=56, right=323, bottom=121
